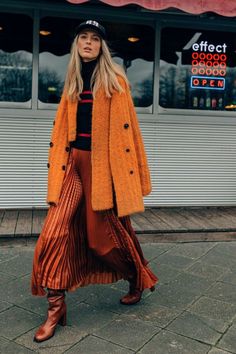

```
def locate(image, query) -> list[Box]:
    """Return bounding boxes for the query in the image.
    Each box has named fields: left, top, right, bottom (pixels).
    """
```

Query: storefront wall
left=1, top=0, right=236, bottom=208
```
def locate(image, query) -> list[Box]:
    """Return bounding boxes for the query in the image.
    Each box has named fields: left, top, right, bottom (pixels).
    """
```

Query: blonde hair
left=64, top=35, right=129, bottom=101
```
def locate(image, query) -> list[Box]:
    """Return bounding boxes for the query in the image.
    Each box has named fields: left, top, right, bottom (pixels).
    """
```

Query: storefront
left=1, top=0, right=236, bottom=208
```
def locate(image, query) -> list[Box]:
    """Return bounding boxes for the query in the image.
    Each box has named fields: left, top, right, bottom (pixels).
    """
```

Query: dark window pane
left=0, top=13, right=33, bottom=103
left=108, top=22, right=154, bottom=109
left=159, top=27, right=236, bottom=111
left=39, top=17, right=154, bottom=109
left=38, top=16, right=75, bottom=104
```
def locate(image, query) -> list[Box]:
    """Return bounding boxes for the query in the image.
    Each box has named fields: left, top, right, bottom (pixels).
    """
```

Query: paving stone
left=141, top=243, right=170, bottom=261
left=0, top=336, right=35, bottom=354
left=167, top=311, right=222, bottom=345
left=125, top=300, right=181, bottom=328
left=38, top=344, right=73, bottom=354
left=166, top=242, right=216, bottom=259
left=171, top=272, right=214, bottom=295
left=206, top=282, right=236, bottom=304
left=0, top=247, right=19, bottom=263
left=189, top=296, right=236, bottom=325
left=186, top=262, right=228, bottom=281
left=149, top=261, right=181, bottom=285
left=137, top=330, right=210, bottom=354
left=198, top=249, right=236, bottom=269
left=217, top=324, right=236, bottom=353
left=111, top=279, right=130, bottom=292
left=16, top=326, right=87, bottom=351
left=0, top=306, right=42, bottom=340
left=208, top=348, right=233, bottom=354
left=151, top=283, right=200, bottom=310
left=66, top=335, right=134, bottom=353
left=84, top=285, right=127, bottom=314
left=0, top=300, right=13, bottom=313
left=0, top=271, right=17, bottom=284
left=68, top=302, right=120, bottom=332
left=0, top=274, right=32, bottom=305
left=155, top=252, right=195, bottom=269
left=94, top=314, right=160, bottom=351
left=219, top=271, right=236, bottom=286
left=213, top=242, right=236, bottom=258
left=0, top=251, right=33, bottom=277
left=67, top=283, right=104, bottom=303
left=18, top=290, right=83, bottom=316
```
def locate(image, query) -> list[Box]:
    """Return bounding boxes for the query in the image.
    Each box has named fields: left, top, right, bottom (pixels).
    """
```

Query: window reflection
left=0, top=13, right=32, bottom=104
left=159, top=27, right=236, bottom=111
left=39, top=17, right=154, bottom=110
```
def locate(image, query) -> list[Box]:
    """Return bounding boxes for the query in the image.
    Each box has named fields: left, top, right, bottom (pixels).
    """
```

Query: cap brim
left=75, top=24, right=106, bottom=39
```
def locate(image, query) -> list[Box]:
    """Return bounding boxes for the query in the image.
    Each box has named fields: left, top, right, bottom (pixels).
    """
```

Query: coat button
left=126, top=148, right=130, bottom=152
left=62, top=165, right=66, bottom=171
left=124, top=123, right=129, bottom=129
left=130, top=170, right=134, bottom=174
left=47, top=163, right=50, bottom=168
left=53, top=120, right=55, bottom=125
left=49, top=142, right=53, bottom=147
left=65, top=147, right=70, bottom=152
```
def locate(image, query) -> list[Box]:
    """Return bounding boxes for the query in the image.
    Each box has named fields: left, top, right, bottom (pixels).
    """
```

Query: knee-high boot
left=34, top=289, right=66, bottom=343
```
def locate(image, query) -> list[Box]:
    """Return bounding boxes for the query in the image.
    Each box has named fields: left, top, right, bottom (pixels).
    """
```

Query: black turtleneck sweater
left=71, top=59, right=97, bottom=151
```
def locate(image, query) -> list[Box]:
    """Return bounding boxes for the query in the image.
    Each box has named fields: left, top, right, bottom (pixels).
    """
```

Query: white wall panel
left=1, top=116, right=236, bottom=208
left=143, top=121, right=236, bottom=206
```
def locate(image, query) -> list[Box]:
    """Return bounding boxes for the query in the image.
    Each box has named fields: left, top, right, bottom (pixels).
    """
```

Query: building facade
left=1, top=0, right=236, bottom=208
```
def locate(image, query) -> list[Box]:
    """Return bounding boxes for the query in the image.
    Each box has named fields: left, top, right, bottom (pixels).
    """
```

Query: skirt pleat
left=31, top=149, right=158, bottom=296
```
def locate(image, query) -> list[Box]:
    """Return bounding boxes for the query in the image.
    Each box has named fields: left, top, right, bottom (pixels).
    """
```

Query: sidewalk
left=0, top=241, right=236, bottom=353
left=1, top=206, right=236, bottom=243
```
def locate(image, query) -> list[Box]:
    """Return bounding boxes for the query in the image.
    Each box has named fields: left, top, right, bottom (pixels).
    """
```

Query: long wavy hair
left=64, top=34, right=129, bottom=101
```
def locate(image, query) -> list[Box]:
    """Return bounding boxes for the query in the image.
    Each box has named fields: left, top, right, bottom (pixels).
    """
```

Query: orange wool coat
left=47, top=77, right=152, bottom=217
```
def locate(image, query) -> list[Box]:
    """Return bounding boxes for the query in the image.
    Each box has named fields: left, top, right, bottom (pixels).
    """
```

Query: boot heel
left=150, top=286, right=155, bottom=292
left=58, top=312, right=67, bottom=326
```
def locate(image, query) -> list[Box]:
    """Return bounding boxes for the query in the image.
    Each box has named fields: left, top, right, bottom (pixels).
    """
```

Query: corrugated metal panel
left=1, top=116, right=236, bottom=208
left=143, top=121, right=236, bottom=206
left=0, top=116, right=51, bottom=208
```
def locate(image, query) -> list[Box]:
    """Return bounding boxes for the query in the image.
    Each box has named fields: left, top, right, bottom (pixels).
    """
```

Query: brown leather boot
left=34, top=289, right=66, bottom=343
left=120, top=280, right=155, bottom=305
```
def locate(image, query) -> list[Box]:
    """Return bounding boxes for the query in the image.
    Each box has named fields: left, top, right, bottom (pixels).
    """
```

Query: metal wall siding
left=0, top=116, right=51, bottom=208
left=143, top=122, right=236, bottom=206
left=1, top=117, right=236, bottom=208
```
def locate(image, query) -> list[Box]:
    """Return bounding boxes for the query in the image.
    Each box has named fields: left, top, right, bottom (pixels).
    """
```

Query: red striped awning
left=66, top=0, right=236, bottom=17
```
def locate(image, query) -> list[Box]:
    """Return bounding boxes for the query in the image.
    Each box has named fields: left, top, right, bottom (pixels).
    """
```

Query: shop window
left=159, top=27, right=236, bottom=111
left=39, top=17, right=154, bottom=111
left=0, top=13, right=33, bottom=105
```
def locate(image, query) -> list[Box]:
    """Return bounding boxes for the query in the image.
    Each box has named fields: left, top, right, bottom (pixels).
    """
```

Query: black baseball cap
left=75, top=20, right=106, bottom=39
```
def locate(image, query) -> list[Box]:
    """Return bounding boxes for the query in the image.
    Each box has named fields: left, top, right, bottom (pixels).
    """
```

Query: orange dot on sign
left=192, top=60, right=198, bottom=66
left=206, top=53, right=213, bottom=60
left=192, top=52, right=198, bottom=59
left=206, top=61, right=212, bottom=67
left=199, top=53, right=206, bottom=60
left=213, top=61, right=219, bottom=67
left=220, top=54, right=227, bottom=61
left=191, top=67, right=198, bottom=74
left=206, top=68, right=212, bottom=75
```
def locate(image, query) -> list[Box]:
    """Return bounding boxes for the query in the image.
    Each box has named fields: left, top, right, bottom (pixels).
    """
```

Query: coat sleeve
left=125, top=82, right=152, bottom=196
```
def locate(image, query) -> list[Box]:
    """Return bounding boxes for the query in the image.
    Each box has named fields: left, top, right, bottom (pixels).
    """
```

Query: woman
left=31, top=20, right=158, bottom=343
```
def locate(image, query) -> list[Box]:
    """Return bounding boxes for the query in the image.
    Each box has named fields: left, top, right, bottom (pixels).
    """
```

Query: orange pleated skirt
left=31, top=148, right=158, bottom=296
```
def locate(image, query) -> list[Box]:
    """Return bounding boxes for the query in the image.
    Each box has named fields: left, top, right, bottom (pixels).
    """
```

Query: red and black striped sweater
left=71, top=59, right=97, bottom=151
